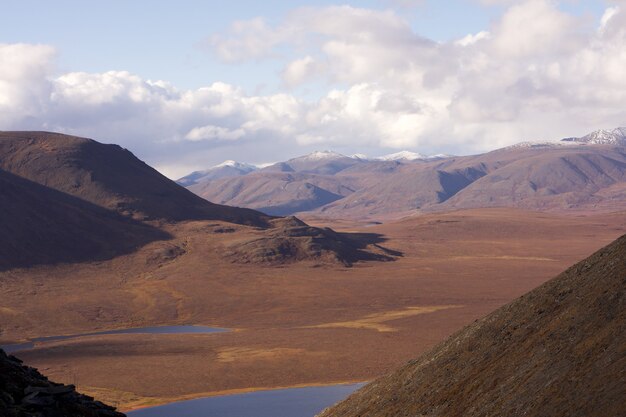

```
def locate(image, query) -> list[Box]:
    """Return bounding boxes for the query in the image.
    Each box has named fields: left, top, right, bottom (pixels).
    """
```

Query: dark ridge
left=0, top=168, right=170, bottom=271
left=0, top=131, right=272, bottom=227
left=0, top=348, right=125, bottom=416
left=320, top=234, right=626, bottom=417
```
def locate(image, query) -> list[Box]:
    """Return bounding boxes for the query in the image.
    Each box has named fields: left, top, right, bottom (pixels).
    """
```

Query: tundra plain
left=2, top=208, right=625, bottom=411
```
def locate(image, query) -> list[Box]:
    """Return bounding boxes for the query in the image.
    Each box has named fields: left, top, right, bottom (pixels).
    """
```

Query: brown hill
left=319, top=233, right=626, bottom=417
left=0, top=348, right=124, bottom=417
left=0, top=131, right=271, bottom=226
left=440, top=145, right=626, bottom=211
left=0, top=168, right=168, bottom=271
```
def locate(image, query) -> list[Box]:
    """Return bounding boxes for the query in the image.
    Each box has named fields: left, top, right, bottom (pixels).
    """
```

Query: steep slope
left=0, top=168, right=168, bottom=271
left=0, top=131, right=270, bottom=226
left=0, top=349, right=124, bottom=417
left=320, top=234, right=626, bottom=417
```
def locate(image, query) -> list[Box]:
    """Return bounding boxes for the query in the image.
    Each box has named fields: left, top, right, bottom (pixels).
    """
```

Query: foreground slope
left=320, top=234, right=626, bottom=417
left=0, top=349, right=124, bottom=417
left=0, top=131, right=270, bottom=226
left=0, top=168, right=168, bottom=271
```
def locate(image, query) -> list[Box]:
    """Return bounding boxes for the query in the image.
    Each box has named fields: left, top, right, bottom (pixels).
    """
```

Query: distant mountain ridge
left=184, top=127, right=626, bottom=218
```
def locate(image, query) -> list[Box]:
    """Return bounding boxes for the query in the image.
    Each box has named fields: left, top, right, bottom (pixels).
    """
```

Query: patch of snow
left=292, top=150, right=347, bottom=161
left=563, top=127, right=626, bottom=145
left=376, top=151, right=425, bottom=161
left=214, top=160, right=258, bottom=171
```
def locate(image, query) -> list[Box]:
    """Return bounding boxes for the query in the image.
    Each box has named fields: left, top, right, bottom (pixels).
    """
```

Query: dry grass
left=305, top=306, right=461, bottom=332
left=217, top=347, right=312, bottom=363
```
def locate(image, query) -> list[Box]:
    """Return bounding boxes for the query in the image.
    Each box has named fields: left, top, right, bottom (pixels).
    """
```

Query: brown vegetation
left=2, top=209, right=624, bottom=411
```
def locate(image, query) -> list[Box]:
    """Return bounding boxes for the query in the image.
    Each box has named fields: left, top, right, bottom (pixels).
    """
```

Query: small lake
left=127, top=383, right=364, bottom=417
left=1, top=325, right=226, bottom=353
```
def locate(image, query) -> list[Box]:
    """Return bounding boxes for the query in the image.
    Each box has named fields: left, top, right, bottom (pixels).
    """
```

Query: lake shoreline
left=120, top=380, right=367, bottom=413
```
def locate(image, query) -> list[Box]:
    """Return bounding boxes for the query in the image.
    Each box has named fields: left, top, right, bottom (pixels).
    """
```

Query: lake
left=1, top=325, right=227, bottom=353
left=127, top=383, right=363, bottom=417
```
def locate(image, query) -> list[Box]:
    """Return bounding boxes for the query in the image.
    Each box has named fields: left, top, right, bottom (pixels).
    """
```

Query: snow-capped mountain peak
left=351, top=153, right=369, bottom=160
left=293, top=150, right=347, bottom=161
left=214, top=160, right=257, bottom=170
left=562, top=127, right=626, bottom=145
left=376, top=150, right=425, bottom=161
left=176, top=160, right=257, bottom=186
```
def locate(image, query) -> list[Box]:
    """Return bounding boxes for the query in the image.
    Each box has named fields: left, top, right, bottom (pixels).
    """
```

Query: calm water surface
left=128, top=384, right=364, bottom=417
left=1, top=325, right=226, bottom=353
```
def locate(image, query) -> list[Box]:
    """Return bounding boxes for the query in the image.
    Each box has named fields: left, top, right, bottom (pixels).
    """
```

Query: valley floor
left=1, top=208, right=625, bottom=411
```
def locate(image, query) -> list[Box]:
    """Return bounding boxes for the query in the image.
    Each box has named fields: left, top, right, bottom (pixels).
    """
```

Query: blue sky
left=0, top=0, right=623, bottom=177
left=1, top=0, right=605, bottom=91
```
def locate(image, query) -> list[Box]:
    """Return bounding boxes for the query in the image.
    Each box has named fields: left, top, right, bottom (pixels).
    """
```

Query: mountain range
left=182, top=128, right=626, bottom=218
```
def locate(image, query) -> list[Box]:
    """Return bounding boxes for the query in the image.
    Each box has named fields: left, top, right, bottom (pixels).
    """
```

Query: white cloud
left=0, top=43, right=55, bottom=126
left=455, top=31, right=490, bottom=46
left=1, top=1, right=626, bottom=177
left=185, top=125, right=245, bottom=141
left=282, top=56, right=320, bottom=87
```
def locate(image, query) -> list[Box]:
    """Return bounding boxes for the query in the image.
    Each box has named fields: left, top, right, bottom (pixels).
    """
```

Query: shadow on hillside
left=0, top=169, right=171, bottom=272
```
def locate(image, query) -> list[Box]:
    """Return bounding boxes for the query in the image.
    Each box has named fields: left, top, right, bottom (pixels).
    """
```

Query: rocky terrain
left=0, top=348, right=124, bottom=417
left=184, top=128, right=626, bottom=218
left=319, top=233, right=626, bottom=417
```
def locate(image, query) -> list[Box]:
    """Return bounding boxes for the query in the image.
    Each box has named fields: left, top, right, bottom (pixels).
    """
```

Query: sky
left=1, top=0, right=625, bottom=178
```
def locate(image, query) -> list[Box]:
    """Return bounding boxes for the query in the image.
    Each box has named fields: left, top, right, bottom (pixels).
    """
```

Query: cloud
left=282, top=56, right=321, bottom=87
left=0, top=43, right=56, bottom=126
left=185, top=125, right=246, bottom=141
left=2, top=1, right=626, bottom=178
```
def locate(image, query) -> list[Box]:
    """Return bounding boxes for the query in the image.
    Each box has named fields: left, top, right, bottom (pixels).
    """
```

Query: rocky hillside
left=319, top=233, right=626, bottom=417
left=0, top=349, right=124, bottom=417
